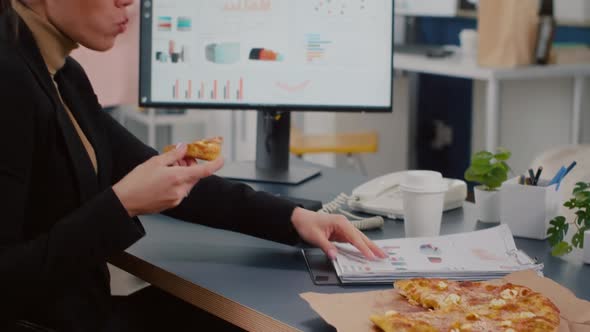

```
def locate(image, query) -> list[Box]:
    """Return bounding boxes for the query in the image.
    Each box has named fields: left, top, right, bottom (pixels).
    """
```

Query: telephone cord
left=319, top=193, right=384, bottom=231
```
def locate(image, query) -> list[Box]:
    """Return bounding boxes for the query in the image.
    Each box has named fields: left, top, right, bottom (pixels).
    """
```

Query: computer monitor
left=139, top=0, right=394, bottom=184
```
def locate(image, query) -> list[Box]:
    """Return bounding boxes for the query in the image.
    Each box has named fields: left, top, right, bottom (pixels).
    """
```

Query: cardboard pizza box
left=301, top=270, right=590, bottom=332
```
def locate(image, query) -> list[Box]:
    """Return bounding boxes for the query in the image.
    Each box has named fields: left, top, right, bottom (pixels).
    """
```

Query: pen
left=528, top=169, right=536, bottom=185
left=548, top=166, right=566, bottom=187
left=564, top=161, right=577, bottom=177
left=533, top=166, right=543, bottom=185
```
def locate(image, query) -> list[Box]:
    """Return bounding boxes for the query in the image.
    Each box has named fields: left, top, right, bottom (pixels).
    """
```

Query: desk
left=111, top=165, right=590, bottom=332
left=393, top=53, right=590, bottom=151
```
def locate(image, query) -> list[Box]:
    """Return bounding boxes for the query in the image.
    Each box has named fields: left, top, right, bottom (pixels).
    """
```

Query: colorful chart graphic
left=420, top=244, right=441, bottom=256
left=155, top=40, right=188, bottom=64
left=223, top=0, right=272, bottom=12
left=205, top=43, right=240, bottom=64
left=420, top=244, right=443, bottom=264
left=249, top=48, right=284, bottom=61
left=177, top=17, right=192, bottom=31
left=387, top=250, right=407, bottom=268
left=305, top=33, right=332, bottom=64
left=428, top=257, right=442, bottom=264
left=157, top=16, right=172, bottom=31
left=172, top=78, right=245, bottom=101
left=382, top=245, right=401, bottom=256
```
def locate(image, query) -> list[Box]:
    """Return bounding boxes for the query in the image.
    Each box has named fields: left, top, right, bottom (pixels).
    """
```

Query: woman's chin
left=81, top=37, right=117, bottom=52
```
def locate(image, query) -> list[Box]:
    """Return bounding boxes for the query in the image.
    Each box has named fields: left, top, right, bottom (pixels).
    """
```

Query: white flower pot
left=584, top=231, right=590, bottom=265
left=474, top=186, right=501, bottom=223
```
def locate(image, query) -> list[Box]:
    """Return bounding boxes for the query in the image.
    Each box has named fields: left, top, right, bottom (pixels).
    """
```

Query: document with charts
left=333, top=225, right=542, bottom=284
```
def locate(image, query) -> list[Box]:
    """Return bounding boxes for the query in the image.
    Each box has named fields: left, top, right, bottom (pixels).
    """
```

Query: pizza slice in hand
left=164, top=136, right=223, bottom=161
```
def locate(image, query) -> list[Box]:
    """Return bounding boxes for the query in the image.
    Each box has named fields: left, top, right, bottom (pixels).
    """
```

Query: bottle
left=534, top=0, right=556, bottom=65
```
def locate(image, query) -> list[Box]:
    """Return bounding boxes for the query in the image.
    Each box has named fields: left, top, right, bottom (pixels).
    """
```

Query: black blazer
left=0, top=10, right=299, bottom=332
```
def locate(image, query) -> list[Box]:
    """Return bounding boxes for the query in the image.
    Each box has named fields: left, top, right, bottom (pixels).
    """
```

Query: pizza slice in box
left=371, top=278, right=560, bottom=332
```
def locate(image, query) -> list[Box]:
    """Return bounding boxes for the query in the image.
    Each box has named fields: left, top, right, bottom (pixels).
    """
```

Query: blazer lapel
left=54, top=68, right=107, bottom=191
left=12, top=17, right=99, bottom=202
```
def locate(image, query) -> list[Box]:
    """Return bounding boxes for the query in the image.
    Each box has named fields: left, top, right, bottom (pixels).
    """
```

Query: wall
left=302, top=77, right=410, bottom=178
left=472, top=78, right=590, bottom=174
left=416, top=17, right=590, bottom=178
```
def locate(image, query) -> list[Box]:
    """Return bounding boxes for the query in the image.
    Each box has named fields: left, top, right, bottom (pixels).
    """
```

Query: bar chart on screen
left=171, top=78, right=245, bottom=101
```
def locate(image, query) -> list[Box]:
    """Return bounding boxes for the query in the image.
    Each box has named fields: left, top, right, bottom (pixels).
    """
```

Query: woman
left=0, top=0, right=385, bottom=331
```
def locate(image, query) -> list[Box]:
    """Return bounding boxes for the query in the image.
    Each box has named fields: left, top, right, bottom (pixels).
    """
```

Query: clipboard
left=303, top=226, right=542, bottom=285
left=302, top=248, right=392, bottom=286
left=302, top=248, right=341, bottom=285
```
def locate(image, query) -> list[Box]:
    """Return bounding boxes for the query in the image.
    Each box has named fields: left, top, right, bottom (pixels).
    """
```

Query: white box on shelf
left=556, top=0, right=590, bottom=25
left=500, top=177, right=562, bottom=240
left=394, top=0, right=458, bottom=17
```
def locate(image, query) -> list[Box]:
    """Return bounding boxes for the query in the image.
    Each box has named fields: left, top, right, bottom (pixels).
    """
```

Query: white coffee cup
left=459, top=29, right=478, bottom=58
left=401, top=171, right=449, bottom=238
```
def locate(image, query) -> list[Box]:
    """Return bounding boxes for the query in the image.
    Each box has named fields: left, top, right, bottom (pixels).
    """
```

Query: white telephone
left=319, top=171, right=468, bottom=231
left=347, top=171, right=467, bottom=219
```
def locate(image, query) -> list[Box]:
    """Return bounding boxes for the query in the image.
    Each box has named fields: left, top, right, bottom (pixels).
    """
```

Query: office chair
left=290, top=127, right=379, bottom=176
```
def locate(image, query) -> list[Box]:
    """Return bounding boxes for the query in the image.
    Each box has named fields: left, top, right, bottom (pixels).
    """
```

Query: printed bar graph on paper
left=213, top=80, right=218, bottom=99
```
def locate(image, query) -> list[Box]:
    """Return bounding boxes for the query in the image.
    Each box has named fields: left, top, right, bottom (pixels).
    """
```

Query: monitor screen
left=139, top=0, right=394, bottom=112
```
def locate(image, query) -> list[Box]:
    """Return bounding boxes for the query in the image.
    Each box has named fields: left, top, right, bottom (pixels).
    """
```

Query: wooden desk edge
left=109, top=252, right=302, bottom=332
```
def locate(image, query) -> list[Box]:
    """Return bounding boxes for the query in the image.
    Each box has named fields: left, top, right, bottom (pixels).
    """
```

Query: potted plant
left=464, top=148, right=511, bottom=223
left=547, top=182, right=590, bottom=263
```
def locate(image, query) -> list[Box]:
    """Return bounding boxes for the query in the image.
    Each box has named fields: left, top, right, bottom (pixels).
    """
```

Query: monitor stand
left=217, top=110, right=321, bottom=185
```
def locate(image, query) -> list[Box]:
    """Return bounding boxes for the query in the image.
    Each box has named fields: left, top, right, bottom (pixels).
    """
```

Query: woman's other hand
left=113, top=144, right=224, bottom=217
left=290, top=207, right=387, bottom=260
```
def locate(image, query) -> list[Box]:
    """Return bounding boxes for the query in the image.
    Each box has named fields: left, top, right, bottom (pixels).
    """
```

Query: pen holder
left=500, top=177, right=562, bottom=240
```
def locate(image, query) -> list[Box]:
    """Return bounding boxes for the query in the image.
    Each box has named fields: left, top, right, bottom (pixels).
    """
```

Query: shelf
left=393, top=52, right=590, bottom=81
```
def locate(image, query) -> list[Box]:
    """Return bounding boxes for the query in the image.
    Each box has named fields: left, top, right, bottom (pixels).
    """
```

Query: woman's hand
left=290, top=207, right=387, bottom=260
left=113, top=144, right=224, bottom=218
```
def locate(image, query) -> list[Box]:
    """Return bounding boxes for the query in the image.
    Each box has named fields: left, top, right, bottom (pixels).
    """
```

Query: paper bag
left=478, top=0, right=539, bottom=68
left=301, top=270, right=590, bottom=332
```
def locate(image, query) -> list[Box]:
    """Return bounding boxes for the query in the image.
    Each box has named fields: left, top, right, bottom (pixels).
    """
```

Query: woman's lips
left=118, top=19, right=129, bottom=33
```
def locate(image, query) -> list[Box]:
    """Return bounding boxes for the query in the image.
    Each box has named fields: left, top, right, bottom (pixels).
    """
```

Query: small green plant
left=547, top=182, right=590, bottom=256
left=464, top=148, right=511, bottom=191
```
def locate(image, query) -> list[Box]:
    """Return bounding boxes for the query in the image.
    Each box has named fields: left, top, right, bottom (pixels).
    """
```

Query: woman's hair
left=0, top=0, right=19, bottom=39
left=0, top=0, right=11, bottom=13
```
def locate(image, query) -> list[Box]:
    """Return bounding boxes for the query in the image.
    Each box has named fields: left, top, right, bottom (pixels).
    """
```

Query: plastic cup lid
left=400, top=170, right=449, bottom=193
